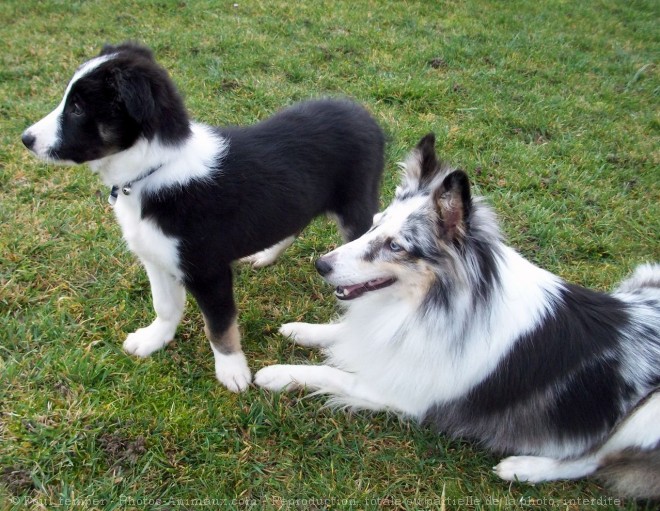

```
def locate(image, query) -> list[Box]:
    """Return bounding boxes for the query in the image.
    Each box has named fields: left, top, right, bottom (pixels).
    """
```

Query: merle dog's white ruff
left=256, top=134, right=660, bottom=498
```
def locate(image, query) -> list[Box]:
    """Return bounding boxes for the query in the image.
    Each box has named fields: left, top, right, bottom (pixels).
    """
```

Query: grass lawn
left=1, top=0, right=658, bottom=509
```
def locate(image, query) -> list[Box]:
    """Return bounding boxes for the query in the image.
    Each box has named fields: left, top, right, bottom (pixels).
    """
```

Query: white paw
left=213, top=351, right=252, bottom=393
left=254, top=365, right=300, bottom=392
left=240, top=236, right=295, bottom=268
left=240, top=251, right=278, bottom=268
left=494, top=456, right=556, bottom=483
left=123, top=319, right=174, bottom=357
left=279, top=322, right=306, bottom=342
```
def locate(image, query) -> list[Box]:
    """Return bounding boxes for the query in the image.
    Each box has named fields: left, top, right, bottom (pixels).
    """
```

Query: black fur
left=423, top=283, right=643, bottom=455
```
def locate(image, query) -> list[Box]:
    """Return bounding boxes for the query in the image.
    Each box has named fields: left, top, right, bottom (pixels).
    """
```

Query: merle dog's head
left=316, top=133, right=502, bottom=308
left=22, top=42, right=190, bottom=165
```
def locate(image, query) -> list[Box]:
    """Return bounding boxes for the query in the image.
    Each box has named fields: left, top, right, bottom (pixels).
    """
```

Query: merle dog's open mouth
left=334, top=277, right=397, bottom=300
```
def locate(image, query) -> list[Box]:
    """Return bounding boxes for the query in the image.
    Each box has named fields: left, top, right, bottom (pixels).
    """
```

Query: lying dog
left=22, top=42, right=385, bottom=392
left=256, top=134, right=660, bottom=498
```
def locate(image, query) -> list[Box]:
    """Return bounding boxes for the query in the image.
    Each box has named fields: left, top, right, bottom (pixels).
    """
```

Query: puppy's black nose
left=22, top=132, right=36, bottom=150
left=315, top=256, right=334, bottom=277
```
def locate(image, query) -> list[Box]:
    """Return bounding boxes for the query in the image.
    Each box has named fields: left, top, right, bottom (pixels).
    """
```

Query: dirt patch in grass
left=98, top=433, right=146, bottom=468
left=1, top=465, right=34, bottom=495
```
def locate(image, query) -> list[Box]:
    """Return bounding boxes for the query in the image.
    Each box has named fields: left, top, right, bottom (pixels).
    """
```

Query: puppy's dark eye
left=71, top=102, right=83, bottom=116
left=388, top=240, right=403, bottom=252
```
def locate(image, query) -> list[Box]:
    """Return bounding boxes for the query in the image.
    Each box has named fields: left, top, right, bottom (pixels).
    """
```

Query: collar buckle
left=108, top=164, right=162, bottom=207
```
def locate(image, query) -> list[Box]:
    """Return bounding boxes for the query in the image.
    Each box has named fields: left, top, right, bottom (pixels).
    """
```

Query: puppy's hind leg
left=241, top=235, right=296, bottom=268
left=279, top=322, right=344, bottom=348
left=124, top=261, right=186, bottom=357
left=188, top=266, right=251, bottom=392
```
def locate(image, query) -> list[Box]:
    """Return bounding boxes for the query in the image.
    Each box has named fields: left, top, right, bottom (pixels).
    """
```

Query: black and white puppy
left=256, top=135, right=660, bottom=497
left=22, top=42, right=385, bottom=392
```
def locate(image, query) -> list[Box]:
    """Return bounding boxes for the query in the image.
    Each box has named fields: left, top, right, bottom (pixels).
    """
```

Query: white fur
left=209, top=344, right=252, bottom=393
left=123, top=261, right=186, bottom=357
left=241, top=235, right=296, bottom=268
left=615, top=262, right=660, bottom=294
left=278, top=322, right=342, bottom=348
left=91, top=122, right=227, bottom=188
left=494, top=455, right=600, bottom=483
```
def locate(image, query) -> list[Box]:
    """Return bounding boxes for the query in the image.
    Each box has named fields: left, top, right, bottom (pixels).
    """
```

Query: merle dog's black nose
left=315, top=255, right=334, bottom=277
left=22, top=132, right=36, bottom=150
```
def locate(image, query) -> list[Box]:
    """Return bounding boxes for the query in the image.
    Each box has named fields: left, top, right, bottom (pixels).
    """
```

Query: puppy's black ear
left=100, top=43, right=118, bottom=57
left=100, top=42, right=155, bottom=61
left=433, top=170, right=472, bottom=242
left=113, top=67, right=156, bottom=131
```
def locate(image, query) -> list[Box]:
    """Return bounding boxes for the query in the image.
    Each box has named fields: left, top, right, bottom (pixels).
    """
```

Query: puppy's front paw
left=213, top=352, right=252, bottom=393
left=255, top=365, right=300, bottom=392
left=494, top=456, right=556, bottom=483
left=123, top=322, right=172, bottom=357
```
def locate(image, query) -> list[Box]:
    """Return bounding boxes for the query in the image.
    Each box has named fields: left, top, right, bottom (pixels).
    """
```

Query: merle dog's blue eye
left=389, top=240, right=403, bottom=252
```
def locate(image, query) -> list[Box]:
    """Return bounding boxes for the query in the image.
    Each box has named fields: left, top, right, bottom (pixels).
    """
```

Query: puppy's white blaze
left=24, top=54, right=117, bottom=160
left=25, top=104, right=65, bottom=160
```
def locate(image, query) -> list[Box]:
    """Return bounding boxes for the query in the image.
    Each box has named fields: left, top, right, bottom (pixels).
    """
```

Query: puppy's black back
left=141, top=99, right=384, bottom=275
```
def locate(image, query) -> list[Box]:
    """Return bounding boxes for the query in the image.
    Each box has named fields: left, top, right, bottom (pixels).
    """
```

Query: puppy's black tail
left=596, top=445, right=660, bottom=499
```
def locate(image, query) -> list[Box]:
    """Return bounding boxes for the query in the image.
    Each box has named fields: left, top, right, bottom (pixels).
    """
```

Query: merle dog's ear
left=433, top=170, right=472, bottom=242
left=400, top=133, right=441, bottom=191
left=416, top=133, right=439, bottom=183
left=113, top=67, right=156, bottom=129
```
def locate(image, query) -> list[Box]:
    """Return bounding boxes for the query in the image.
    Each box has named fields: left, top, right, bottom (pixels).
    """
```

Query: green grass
left=1, top=0, right=659, bottom=509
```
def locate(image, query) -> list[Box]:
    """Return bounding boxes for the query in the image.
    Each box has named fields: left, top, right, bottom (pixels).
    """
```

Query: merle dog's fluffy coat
left=22, top=42, right=385, bottom=392
left=256, top=134, right=660, bottom=498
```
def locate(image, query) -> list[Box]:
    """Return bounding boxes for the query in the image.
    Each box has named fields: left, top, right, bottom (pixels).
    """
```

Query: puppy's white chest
left=113, top=195, right=182, bottom=279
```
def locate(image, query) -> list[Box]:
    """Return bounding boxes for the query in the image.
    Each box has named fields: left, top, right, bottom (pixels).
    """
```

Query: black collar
left=108, top=164, right=163, bottom=206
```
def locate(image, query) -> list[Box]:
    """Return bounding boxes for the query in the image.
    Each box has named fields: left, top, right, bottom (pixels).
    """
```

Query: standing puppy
left=22, top=42, right=385, bottom=392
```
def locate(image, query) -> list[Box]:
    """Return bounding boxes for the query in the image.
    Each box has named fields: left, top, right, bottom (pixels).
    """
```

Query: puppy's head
left=22, top=42, right=189, bottom=165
